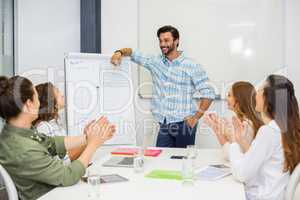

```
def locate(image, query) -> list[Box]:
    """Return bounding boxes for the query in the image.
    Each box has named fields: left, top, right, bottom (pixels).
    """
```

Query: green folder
left=145, top=170, right=182, bottom=180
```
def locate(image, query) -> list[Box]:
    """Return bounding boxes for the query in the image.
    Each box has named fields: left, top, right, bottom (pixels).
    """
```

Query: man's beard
left=160, top=44, right=176, bottom=56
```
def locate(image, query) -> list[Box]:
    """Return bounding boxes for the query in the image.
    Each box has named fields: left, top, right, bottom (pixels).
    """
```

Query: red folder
left=111, top=148, right=162, bottom=157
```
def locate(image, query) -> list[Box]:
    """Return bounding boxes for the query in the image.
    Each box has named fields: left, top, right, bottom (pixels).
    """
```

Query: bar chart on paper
left=64, top=53, right=136, bottom=145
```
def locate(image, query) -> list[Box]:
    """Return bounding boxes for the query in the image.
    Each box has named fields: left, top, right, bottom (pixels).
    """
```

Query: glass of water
left=133, top=147, right=144, bottom=173
left=186, top=145, right=198, bottom=159
left=181, top=155, right=195, bottom=186
left=87, top=167, right=101, bottom=199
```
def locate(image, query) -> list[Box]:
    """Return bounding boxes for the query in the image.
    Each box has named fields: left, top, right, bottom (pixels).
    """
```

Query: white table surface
left=38, top=147, right=246, bottom=200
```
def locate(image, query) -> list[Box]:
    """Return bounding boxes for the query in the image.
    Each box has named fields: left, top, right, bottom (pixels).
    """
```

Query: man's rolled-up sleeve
left=190, top=64, right=216, bottom=99
left=131, top=50, right=155, bottom=71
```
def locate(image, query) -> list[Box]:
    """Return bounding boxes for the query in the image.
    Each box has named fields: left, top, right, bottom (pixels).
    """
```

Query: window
left=0, top=0, right=14, bottom=77
left=0, top=2, right=13, bottom=197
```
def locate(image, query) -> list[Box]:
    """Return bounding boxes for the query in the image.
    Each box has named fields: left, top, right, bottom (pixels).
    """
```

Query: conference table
left=38, top=147, right=246, bottom=200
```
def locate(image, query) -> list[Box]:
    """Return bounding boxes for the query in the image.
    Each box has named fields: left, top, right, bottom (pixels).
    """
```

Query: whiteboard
left=138, top=0, right=285, bottom=98
left=64, top=53, right=136, bottom=145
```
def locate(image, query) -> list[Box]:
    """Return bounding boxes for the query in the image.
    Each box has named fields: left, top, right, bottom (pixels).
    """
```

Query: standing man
left=111, top=25, right=215, bottom=148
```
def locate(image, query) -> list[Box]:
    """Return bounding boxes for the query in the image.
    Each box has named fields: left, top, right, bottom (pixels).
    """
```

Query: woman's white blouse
left=229, top=120, right=290, bottom=200
left=36, top=119, right=66, bottom=137
left=36, top=119, right=69, bottom=163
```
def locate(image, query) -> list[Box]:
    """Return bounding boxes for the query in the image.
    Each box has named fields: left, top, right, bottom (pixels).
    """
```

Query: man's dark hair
left=157, top=25, right=180, bottom=47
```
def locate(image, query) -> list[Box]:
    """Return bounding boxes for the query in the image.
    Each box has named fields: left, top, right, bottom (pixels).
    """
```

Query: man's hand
left=185, top=115, right=198, bottom=128
left=110, top=48, right=132, bottom=66
left=111, top=51, right=122, bottom=66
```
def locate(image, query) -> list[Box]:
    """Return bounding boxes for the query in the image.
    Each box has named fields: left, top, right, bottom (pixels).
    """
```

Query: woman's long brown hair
left=232, top=81, right=263, bottom=137
left=264, top=75, right=300, bottom=173
left=32, top=82, right=59, bottom=126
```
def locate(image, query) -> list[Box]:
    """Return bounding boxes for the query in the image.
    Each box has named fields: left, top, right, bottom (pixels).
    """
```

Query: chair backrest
left=0, top=164, right=18, bottom=200
left=293, top=184, right=300, bottom=200
left=285, top=163, right=300, bottom=200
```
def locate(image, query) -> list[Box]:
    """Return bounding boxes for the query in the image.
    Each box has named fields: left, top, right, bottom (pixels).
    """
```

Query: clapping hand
left=232, top=116, right=245, bottom=144
left=204, top=113, right=225, bottom=135
left=204, top=113, right=236, bottom=145
left=84, top=116, right=116, bottom=147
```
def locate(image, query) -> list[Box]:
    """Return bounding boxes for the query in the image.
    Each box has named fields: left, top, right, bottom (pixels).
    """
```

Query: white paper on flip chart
left=65, top=53, right=136, bottom=145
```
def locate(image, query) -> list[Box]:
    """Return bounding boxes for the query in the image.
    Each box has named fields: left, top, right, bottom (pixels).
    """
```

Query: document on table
left=195, top=165, right=231, bottom=181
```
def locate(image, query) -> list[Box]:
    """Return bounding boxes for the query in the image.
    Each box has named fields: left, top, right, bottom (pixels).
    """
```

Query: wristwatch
left=114, top=50, right=123, bottom=56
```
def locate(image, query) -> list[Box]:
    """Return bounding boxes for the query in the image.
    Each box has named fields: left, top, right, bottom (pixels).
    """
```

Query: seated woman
left=33, top=82, right=66, bottom=136
left=229, top=75, right=300, bottom=200
left=0, top=76, right=115, bottom=200
left=204, top=81, right=263, bottom=158
left=33, top=82, right=86, bottom=161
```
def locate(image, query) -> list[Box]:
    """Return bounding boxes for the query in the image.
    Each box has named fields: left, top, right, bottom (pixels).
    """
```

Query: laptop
left=102, top=156, right=134, bottom=168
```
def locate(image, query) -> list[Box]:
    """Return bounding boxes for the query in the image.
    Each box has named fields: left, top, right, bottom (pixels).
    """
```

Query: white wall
left=101, top=0, right=223, bottom=147
left=15, top=0, right=300, bottom=148
left=101, top=0, right=300, bottom=148
left=14, top=0, right=80, bottom=88
left=138, top=0, right=285, bottom=98
left=101, top=0, right=158, bottom=147
left=286, top=0, right=300, bottom=102
left=0, top=0, right=14, bottom=76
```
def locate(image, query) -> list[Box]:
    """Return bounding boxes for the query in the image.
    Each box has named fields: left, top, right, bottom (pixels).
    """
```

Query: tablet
left=101, top=174, right=129, bottom=183
left=210, top=164, right=229, bottom=169
left=102, top=156, right=134, bottom=168
left=82, top=174, right=129, bottom=184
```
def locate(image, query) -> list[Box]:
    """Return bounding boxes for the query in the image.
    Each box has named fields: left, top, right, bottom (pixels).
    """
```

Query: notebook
left=145, top=170, right=182, bottom=180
